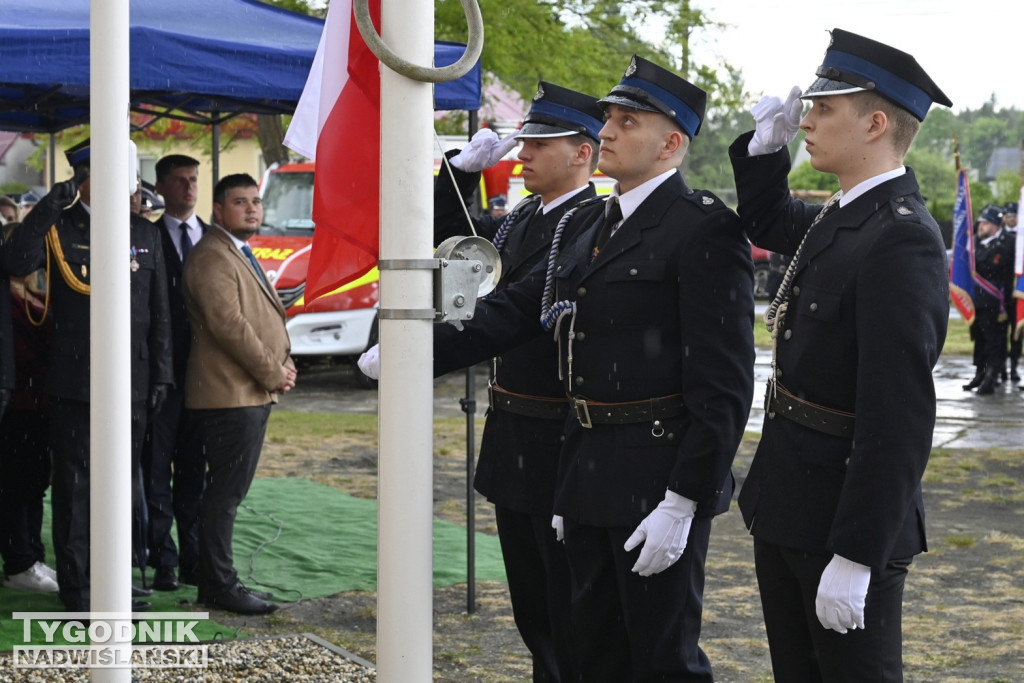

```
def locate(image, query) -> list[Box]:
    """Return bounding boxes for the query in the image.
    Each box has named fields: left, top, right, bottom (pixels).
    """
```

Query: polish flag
left=284, top=0, right=380, bottom=302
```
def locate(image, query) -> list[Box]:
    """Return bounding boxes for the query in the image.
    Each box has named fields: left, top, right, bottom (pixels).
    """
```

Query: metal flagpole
left=90, top=0, right=133, bottom=679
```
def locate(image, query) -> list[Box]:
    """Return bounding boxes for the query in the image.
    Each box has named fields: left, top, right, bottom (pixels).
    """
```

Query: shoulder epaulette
left=889, top=196, right=922, bottom=221
left=683, top=188, right=727, bottom=213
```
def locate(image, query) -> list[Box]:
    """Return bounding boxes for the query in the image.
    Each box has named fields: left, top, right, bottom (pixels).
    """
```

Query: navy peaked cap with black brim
left=65, top=138, right=91, bottom=167
left=802, top=28, right=952, bottom=121
left=598, top=55, right=707, bottom=138
left=517, top=81, right=604, bottom=143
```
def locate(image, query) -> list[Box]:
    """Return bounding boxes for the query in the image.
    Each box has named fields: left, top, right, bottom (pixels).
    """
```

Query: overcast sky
left=677, top=0, right=1021, bottom=113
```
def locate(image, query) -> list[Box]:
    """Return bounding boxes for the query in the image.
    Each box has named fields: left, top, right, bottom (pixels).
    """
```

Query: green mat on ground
left=1, top=477, right=505, bottom=650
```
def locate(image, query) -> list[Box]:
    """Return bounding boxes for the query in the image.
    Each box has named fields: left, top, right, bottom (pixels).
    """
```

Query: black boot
left=962, top=368, right=984, bottom=391
left=1011, top=359, right=1020, bottom=382
left=977, top=366, right=999, bottom=395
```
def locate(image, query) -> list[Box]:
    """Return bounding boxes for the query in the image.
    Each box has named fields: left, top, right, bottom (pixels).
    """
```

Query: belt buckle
left=573, top=397, right=592, bottom=428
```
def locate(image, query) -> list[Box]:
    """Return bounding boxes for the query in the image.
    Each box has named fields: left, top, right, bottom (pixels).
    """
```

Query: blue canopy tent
left=0, top=0, right=481, bottom=133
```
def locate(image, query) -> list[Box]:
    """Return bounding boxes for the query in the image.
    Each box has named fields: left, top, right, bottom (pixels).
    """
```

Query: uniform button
left=775, top=367, right=782, bottom=379
left=792, top=285, right=801, bottom=296
left=809, top=302, right=818, bottom=312
left=575, top=332, right=586, bottom=341
left=577, top=287, right=587, bottom=297
left=629, top=268, right=638, bottom=276
left=557, top=265, right=562, bottom=272
left=783, top=329, right=792, bottom=340
left=574, top=376, right=584, bottom=386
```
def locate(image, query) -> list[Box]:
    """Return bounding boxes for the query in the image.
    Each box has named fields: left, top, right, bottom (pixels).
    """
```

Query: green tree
left=786, top=161, right=839, bottom=193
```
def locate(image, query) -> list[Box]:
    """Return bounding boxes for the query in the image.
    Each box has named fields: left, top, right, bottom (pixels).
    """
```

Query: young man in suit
left=183, top=173, right=295, bottom=615
left=434, top=82, right=604, bottom=682
left=143, top=154, right=209, bottom=591
left=729, top=28, right=951, bottom=681
left=368, top=56, right=755, bottom=681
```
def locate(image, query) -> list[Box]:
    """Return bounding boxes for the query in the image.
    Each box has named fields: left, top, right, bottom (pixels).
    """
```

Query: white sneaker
left=35, top=562, right=58, bottom=582
left=4, top=563, right=60, bottom=593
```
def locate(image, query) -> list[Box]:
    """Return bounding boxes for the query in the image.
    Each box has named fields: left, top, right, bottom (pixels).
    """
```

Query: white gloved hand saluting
left=449, top=129, right=519, bottom=173
left=624, top=490, right=697, bottom=577
left=747, top=85, right=804, bottom=156
left=551, top=515, right=564, bottom=543
left=815, top=554, right=871, bottom=633
left=357, top=343, right=380, bottom=380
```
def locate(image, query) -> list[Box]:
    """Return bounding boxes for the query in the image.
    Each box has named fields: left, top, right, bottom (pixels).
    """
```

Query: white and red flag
left=284, top=0, right=381, bottom=301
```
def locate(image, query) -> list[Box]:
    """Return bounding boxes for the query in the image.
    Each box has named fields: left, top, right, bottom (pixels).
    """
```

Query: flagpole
left=376, top=0, right=435, bottom=679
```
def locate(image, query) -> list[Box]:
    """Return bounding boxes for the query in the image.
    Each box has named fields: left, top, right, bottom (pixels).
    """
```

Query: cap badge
left=533, top=84, right=545, bottom=102
left=702, top=196, right=714, bottom=205
left=624, top=56, right=638, bottom=77
left=896, top=205, right=913, bottom=216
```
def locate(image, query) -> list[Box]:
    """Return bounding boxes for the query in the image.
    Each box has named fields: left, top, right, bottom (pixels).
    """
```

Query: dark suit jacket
left=435, top=161, right=600, bottom=514
left=152, top=214, right=209, bottom=387
left=3, top=198, right=173, bottom=403
left=435, top=171, right=756, bottom=527
left=729, top=132, right=949, bottom=570
left=183, top=226, right=292, bottom=410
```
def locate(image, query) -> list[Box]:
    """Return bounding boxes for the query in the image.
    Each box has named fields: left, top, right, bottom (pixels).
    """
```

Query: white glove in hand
left=624, top=490, right=697, bottom=576
left=449, top=129, right=518, bottom=172
left=551, top=515, right=564, bottom=542
left=815, top=554, right=871, bottom=633
left=357, top=343, right=380, bottom=380
left=747, top=85, right=804, bottom=156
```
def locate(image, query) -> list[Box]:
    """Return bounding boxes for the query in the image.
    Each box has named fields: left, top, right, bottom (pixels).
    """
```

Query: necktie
left=179, top=222, right=193, bottom=263
left=590, top=197, right=623, bottom=261
left=241, top=244, right=269, bottom=288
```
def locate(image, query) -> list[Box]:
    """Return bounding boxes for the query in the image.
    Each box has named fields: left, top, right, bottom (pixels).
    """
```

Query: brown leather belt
left=570, top=393, right=686, bottom=428
left=489, top=383, right=570, bottom=420
left=766, top=382, right=855, bottom=438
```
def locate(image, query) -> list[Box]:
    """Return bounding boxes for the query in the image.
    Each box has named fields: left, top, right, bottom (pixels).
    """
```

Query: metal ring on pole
left=379, top=308, right=438, bottom=320
left=353, top=0, right=484, bottom=83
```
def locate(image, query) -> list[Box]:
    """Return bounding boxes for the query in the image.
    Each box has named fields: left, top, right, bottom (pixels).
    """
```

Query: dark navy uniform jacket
left=730, top=131, right=949, bottom=570
left=434, top=161, right=598, bottom=515
left=4, top=200, right=173, bottom=404
left=435, top=171, right=755, bottom=528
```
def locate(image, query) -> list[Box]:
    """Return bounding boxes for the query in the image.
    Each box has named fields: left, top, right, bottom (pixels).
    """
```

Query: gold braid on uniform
left=46, top=224, right=91, bottom=296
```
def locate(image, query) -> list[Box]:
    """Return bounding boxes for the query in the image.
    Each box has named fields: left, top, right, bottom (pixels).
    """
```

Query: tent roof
left=0, top=0, right=480, bottom=132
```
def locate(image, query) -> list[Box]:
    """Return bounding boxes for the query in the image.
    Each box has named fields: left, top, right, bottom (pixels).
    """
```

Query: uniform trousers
left=0, top=409, right=50, bottom=576
left=494, top=505, right=574, bottom=682
left=142, top=384, right=205, bottom=575
left=50, top=398, right=147, bottom=609
left=194, top=404, right=270, bottom=592
left=563, top=517, right=714, bottom=683
left=753, top=538, right=910, bottom=682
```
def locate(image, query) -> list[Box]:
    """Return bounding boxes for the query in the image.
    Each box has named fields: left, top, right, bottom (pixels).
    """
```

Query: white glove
left=623, top=490, right=697, bottom=577
left=449, top=129, right=519, bottom=172
left=747, top=85, right=804, bottom=156
left=357, top=343, right=380, bottom=380
left=551, top=515, right=564, bottom=543
left=815, top=554, right=871, bottom=633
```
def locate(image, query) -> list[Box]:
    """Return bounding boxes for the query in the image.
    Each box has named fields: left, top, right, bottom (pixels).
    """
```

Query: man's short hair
left=850, top=91, right=920, bottom=157
left=155, top=154, right=201, bottom=183
left=0, top=195, right=19, bottom=218
left=213, top=173, right=259, bottom=205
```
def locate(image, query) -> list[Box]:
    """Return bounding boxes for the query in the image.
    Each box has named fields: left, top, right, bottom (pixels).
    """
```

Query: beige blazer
left=183, top=225, right=293, bottom=409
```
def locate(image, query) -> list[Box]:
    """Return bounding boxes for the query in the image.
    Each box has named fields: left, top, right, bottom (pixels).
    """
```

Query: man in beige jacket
left=183, top=173, right=296, bottom=615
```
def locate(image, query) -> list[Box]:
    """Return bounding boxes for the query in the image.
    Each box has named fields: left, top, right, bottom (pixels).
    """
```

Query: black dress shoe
left=241, top=584, right=274, bottom=601
left=132, top=599, right=152, bottom=612
left=200, top=583, right=278, bottom=615
left=151, top=566, right=179, bottom=591
left=132, top=585, right=153, bottom=597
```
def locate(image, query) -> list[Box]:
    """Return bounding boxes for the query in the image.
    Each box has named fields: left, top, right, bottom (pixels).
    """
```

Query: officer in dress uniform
left=433, top=82, right=604, bottom=682
left=968, top=205, right=1014, bottom=394
left=371, top=56, right=755, bottom=681
left=1, top=140, right=173, bottom=612
left=729, top=28, right=951, bottom=681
